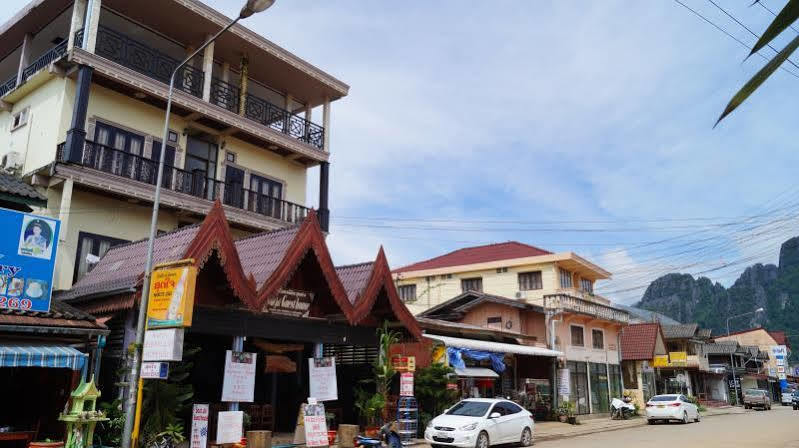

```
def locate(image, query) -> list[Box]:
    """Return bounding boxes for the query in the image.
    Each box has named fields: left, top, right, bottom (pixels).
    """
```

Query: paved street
left=537, top=406, right=799, bottom=447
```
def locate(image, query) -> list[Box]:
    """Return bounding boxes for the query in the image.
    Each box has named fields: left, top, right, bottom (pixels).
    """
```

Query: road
left=537, top=405, right=799, bottom=447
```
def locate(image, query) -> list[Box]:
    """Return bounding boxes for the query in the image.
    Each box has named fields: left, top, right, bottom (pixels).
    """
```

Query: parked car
left=743, top=389, right=772, bottom=410
left=782, top=390, right=795, bottom=406
left=645, top=394, right=701, bottom=424
left=792, top=390, right=799, bottom=410
left=424, top=398, right=534, bottom=448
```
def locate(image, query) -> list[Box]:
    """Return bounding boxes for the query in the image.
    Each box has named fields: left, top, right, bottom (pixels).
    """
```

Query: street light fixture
left=120, top=2, right=276, bottom=448
left=727, top=307, right=765, bottom=407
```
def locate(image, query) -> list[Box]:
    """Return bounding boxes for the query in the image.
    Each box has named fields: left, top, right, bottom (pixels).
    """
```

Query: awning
left=455, top=367, right=499, bottom=378
left=0, top=345, right=87, bottom=370
left=425, top=334, right=563, bottom=357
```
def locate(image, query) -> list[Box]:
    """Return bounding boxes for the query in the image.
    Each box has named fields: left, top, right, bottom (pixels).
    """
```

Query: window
left=503, top=402, right=522, bottom=414
left=425, top=276, right=435, bottom=282
left=461, top=277, right=482, bottom=293
left=11, top=107, right=29, bottom=131
left=518, top=271, right=543, bottom=291
left=441, top=274, right=452, bottom=279
left=167, top=130, right=179, bottom=143
left=397, top=284, right=416, bottom=303
left=226, top=151, right=236, bottom=163
left=496, top=267, right=508, bottom=273
left=487, top=316, right=502, bottom=329
left=581, top=278, right=593, bottom=293
left=73, top=232, right=129, bottom=283
left=592, top=329, right=604, bottom=349
left=559, top=268, right=573, bottom=288
left=570, top=325, right=584, bottom=347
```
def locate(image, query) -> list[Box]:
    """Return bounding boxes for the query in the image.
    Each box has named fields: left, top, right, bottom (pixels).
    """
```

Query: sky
left=5, top=0, right=799, bottom=304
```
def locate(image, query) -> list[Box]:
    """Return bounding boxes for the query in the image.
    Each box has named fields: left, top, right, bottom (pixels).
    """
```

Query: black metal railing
left=210, top=77, right=240, bottom=113
left=74, top=28, right=84, bottom=48
left=93, top=26, right=204, bottom=98
left=244, top=93, right=324, bottom=149
left=20, top=40, right=68, bottom=83
left=0, top=76, right=17, bottom=96
left=57, top=141, right=309, bottom=223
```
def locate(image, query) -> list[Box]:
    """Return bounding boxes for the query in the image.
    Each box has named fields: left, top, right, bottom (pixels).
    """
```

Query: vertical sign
left=221, top=351, right=257, bottom=402
left=147, top=264, right=197, bottom=328
left=302, top=402, right=328, bottom=447
left=557, top=368, right=571, bottom=397
left=216, top=411, right=243, bottom=444
left=308, top=357, right=338, bottom=402
left=400, top=372, right=414, bottom=396
left=0, top=208, right=60, bottom=312
left=190, top=404, right=209, bottom=448
left=772, top=345, right=788, bottom=389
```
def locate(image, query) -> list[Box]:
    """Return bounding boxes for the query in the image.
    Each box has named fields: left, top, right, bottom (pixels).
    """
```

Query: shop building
left=0, top=0, right=347, bottom=291
left=619, top=323, right=667, bottom=406
left=713, top=326, right=790, bottom=399
left=705, top=340, right=773, bottom=405
left=654, top=324, right=712, bottom=396
left=57, top=203, right=420, bottom=434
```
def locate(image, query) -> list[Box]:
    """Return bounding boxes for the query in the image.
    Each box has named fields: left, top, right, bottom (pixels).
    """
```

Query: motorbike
left=355, top=421, right=403, bottom=448
left=610, top=396, right=636, bottom=420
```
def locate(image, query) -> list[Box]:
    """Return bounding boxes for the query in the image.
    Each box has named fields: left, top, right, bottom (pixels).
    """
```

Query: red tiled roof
left=336, top=262, right=375, bottom=305
left=235, top=226, right=301, bottom=289
left=768, top=330, right=790, bottom=349
left=620, top=323, right=663, bottom=361
left=393, top=241, right=552, bottom=274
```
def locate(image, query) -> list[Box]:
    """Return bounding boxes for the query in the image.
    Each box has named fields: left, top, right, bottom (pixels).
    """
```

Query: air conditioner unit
left=516, top=290, right=529, bottom=299
left=2, top=151, right=21, bottom=170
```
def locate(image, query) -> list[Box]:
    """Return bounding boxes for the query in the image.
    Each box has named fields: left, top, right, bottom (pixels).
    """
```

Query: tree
left=718, top=0, right=799, bottom=124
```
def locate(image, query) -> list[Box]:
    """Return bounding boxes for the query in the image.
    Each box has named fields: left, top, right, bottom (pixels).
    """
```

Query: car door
left=485, top=403, right=506, bottom=444
left=680, top=395, right=697, bottom=418
left=500, top=402, right=527, bottom=441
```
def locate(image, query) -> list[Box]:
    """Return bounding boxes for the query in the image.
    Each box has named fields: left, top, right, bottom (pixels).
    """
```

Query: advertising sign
left=668, top=352, right=688, bottom=367
left=142, top=328, right=184, bottom=361
left=400, top=372, right=414, bottom=396
left=221, top=351, right=256, bottom=402
left=141, top=362, right=169, bottom=379
left=0, top=208, right=60, bottom=312
left=190, top=404, right=209, bottom=448
left=392, top=355, right=416, bottom=372
left=265, top=289, right=314, bottom=317
left=147, top=264, right=197, bottom=328
left=557, top=368, right=570, bottom=396
left=308, top=357, right=338, bottom=402
left=216, top=411, right=243, bottom=444
left=653, top=355, right=669, bottom=368
left=302, top=403, right=328, bottom=447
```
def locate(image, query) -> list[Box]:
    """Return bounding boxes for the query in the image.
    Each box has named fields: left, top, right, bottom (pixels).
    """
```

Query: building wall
left=555, top=314, right=621, bottom=365
left=714, top=329, right=784, bottom=376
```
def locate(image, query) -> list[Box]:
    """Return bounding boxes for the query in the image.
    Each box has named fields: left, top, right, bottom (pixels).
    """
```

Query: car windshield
left=650, top=395, right=678, bottom=402
left=446, top=401, right=491, bottom=417
left=744, top=389, right=762, bottom=396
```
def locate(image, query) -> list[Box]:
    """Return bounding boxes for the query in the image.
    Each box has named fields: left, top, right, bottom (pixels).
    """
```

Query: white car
left=645, top=394, right=701, bottom=424
left=781, top=391, right=795, bottom=406
left=424, top=398, right=534, bottom=448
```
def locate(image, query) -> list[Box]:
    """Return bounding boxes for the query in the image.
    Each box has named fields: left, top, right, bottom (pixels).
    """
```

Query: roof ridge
left=395, top=240, right=552, bottom=272
left=108, top=222, right=203, bottom=252
left=335, top=261, right=374, bottom=270
left=234, top=222, right=303, bottom=242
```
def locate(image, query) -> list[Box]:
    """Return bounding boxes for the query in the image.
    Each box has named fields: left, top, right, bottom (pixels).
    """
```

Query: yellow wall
left=221, top=138, right=307, bottom=205
left=0, top=77, right=70, bottom=173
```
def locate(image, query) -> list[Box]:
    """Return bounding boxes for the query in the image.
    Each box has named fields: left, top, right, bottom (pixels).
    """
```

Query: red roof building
left=620, top=323, right=667, bottom=361
left=393, top=241, right=552, bottom=274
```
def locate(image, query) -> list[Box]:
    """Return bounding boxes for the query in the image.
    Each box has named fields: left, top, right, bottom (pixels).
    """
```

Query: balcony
left=56, top=141, right=309, bottom=226
left=543, top=293, right=629, bottom=323
left=76, top=26, right=326, bottom=151
left=0, top=39, right=69, bottom=97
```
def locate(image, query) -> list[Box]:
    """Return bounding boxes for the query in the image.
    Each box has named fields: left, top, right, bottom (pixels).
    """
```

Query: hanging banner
left=216, top=411, right=243, bottom=444
left=557, top=368, right=570, bottom=396
left=0, top=208, right=60, bottom=313
left=147, top=263, right=197, bottom=328
left=400, top=372, right=414, bottom=396
left=308, top=357, right=338, bottom=402
left=302, top=402, right=329, bottom=447
left=190, top=404, right=209, bottom=448
left=221, top=351, right=257, bottom=402
left=142, top=328, right=184, bottom=361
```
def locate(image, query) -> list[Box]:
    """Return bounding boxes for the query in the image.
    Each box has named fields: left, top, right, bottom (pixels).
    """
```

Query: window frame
left=461, top=277, right=483, bottom=293
left=397, top=284, right=417, bottom=303
left=73, top=231, right=130, bottom=283
left=580, top=278, right=593, bottom=293
left=10, top=107, right=29, bottom=131
left=570, top=324, right=585, bottom=347
left=518, top=271, right=543, bottom=291
left=592, top=328, right=605, bottom=350
left=559, top=268, right=573, bottom=288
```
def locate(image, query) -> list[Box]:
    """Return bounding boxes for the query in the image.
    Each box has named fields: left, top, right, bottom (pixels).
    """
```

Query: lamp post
left=726, top=307, right=764, bottom=406
left=120, top=2, right=275, bottom=448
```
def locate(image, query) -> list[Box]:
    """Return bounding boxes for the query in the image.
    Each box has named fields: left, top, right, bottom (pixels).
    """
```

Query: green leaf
left=717, top=32, right=799, bottom=125
left=750, top=0, right=799, bottom=57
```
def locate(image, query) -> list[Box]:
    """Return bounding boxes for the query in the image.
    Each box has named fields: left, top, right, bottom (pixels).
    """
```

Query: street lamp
left=727, top=307, right=764, bottom=406
left=120, top=2, right=275, bottom=448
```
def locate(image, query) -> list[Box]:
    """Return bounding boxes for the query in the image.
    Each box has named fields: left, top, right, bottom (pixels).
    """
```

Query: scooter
left=610, top=396, right=636, bottom=420
left=355, top=421, right=403, bottom=448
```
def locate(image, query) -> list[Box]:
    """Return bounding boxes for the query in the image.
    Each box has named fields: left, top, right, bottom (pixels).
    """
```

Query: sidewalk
left=533, top=406, right=744, bottom=442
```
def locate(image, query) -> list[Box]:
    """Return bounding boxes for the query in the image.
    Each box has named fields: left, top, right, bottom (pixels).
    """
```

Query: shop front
left=59, top=203, right=422, bottom=440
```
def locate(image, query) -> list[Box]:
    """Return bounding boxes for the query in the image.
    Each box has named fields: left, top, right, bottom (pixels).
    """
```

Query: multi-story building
left=0, top=0, right=348, bottom=290
left=393, top=241, right=630, bottom=415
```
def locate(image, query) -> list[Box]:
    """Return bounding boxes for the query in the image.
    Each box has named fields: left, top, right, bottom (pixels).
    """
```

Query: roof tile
left=335, top=262, right=375, bottom=305
left=235, top=225, right=301, bottom=288
left=662, top=323, right=699, bottom=340
left=620, top=323, right=662, bottom=360
left=393, top=241, right=551, bottom=274
left=0, top=172, right=46, bottom=201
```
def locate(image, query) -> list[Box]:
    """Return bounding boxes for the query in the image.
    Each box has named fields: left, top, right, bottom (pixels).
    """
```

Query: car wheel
left=647, top=419, right=654, bottom=425
left=520, top=427, right=532, bottom=447
left=694, top=412, right=701, bottom=423
left=476, top=431, right=489, bottom=448
left=682, top=411, right=688, bottom=424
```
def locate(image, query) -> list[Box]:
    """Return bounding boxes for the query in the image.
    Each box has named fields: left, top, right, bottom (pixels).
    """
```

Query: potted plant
left=557, top=401, right=576, bottom=424
left=325, top=412, right=337, bottom=446
left=29, top=439, right=64, bottom=448
left=355, top=388, right=387, bottom=437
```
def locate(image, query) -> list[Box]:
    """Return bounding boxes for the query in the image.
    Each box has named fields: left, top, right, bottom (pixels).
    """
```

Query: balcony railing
left=21, top=40, right=68, bottom=83
left=543, top=293, right=630, bottom=323
left=210, top=77, right=240, bottom=113
left=243, top=93, right=324, bottom=149
left=0, top=76, right=17, bottom=97
left=56, top=141, right=309, bottom=224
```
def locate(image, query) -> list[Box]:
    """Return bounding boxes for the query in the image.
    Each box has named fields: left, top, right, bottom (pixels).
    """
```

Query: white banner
left=216, top=411, right=243, bottom=444
left=142, top=328, right=184, bottom=361
left=308, top=357, right=338, bottom=402
left=557, top=368, right=571, bottom=396
left=221, top=351, right=256, bottom=402
left=190, top=404, right=209, bottom=448
left=400, top=372, right=414, bottom=396
left=303, top=403, right=329, bottom=447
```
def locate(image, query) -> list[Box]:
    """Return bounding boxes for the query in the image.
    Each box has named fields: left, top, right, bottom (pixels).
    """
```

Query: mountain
left=636, top=237, right=799, bottom=355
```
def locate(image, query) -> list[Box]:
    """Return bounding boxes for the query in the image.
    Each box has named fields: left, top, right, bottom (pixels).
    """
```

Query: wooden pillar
left=238, top=55, right=248, bottom=116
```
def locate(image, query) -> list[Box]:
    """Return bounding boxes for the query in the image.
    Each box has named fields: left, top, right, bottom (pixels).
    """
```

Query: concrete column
left=283, top=93, right=293, bottom=133
left=58, top=178, right=73, bottom=243
left=16, top=33, right=32, bottom=85
left=201, top=35, right=214, bottom=102
left=322, top=97, right=331, bottom=152
left=84, top=0, right=102, bottom=53
left=303, top=104, right=312, bottom=141
left=221, top=61, right=230, bottom=83
left=67, top=0, right=88, bottom=49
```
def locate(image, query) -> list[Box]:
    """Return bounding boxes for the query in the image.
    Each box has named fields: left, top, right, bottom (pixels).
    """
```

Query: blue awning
left=0, top=344, right=87, bottom=370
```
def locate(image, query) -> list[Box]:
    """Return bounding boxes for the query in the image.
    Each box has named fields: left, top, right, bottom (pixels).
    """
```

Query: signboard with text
left=557, top=368, right=570, bottom=397
left=772, top=345, right=788, bottom=388
left=0, top=208, right=60, bottom=312
left=309, top=357, right=338, bottom=402
left=141, top=362, right=169, bottom=379
left=190, top=404, right=209, bottom=448
left=222, top=350, right=256, bottom=402
left=400, top=372, right=414, bottom=396
left=392, top=355, right=416, bottom=372
left=265, top=289, right=314, bottom=317
left=142, top=328, right=184, bottom=361
left=302, top=403, right=328, bottom=447
left=216, top=411, right=243, bottom=444
left=147, top=263, right=197, bottom=328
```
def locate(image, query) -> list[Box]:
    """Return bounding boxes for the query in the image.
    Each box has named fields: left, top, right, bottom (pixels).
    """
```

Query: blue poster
left=0, top=207, right=60, bottom=312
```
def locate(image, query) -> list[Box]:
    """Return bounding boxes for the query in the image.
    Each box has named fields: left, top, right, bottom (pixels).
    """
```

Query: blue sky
left=5, top=0, right=799, bottom=304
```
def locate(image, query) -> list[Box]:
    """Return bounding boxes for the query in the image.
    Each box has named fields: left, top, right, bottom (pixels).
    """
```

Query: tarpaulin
left=446, top=346, right=505, bottom=373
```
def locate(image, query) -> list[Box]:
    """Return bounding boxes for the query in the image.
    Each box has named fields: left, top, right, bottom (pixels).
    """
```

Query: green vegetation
left=414, top=363, right=458, bottom=434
